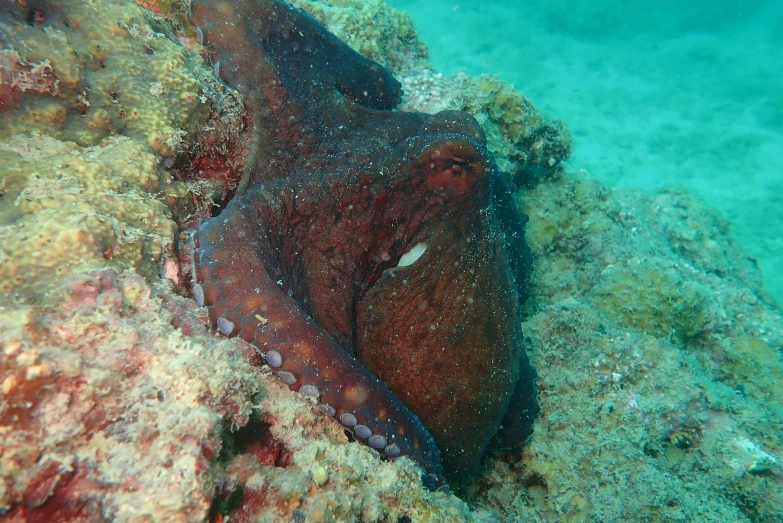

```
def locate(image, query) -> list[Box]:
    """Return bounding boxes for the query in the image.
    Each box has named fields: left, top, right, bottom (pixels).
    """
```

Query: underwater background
left=390, top=0, right=783, bottom=307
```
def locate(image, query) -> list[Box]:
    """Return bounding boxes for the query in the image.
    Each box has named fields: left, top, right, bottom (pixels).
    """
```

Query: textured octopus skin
left=189, top=0, right=538, bottom=487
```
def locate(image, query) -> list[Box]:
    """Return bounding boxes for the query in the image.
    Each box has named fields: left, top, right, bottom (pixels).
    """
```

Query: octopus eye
left=448, top=157, right=470, bottom=175
left=416, top=138, right=487, bottom=194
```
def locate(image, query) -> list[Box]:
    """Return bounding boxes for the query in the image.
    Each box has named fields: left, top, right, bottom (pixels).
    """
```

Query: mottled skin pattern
left=189, top=0, right=537, bottom=487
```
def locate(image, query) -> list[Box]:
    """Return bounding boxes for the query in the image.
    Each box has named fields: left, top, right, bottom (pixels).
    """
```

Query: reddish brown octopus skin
left=189, top=0, right=538, bottom=488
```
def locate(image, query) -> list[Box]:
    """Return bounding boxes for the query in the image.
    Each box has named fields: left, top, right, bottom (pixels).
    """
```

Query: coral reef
left=0, top=271, right=261, bottom=520
left=0, top=134, right=181, bottom=307
left=213, top=369, right=485, bottom=522
left=1, top=0, right=781, bottom=520
left=0, top=0, right=206, bottom=154
left=1, top=271, right=478, bottom=520
left=0, top=50, right=60, bottom=105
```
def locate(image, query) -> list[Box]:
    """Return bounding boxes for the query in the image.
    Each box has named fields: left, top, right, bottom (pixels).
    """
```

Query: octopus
left=188, top=0, right=538, bottom=489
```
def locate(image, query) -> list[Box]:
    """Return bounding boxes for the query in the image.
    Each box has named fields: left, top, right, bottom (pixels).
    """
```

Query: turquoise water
left=389, top=0, right=783, bottom=306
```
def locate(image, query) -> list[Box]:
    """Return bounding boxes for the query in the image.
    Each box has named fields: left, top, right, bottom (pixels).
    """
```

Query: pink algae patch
left=0, top=270, right=262, bottom=520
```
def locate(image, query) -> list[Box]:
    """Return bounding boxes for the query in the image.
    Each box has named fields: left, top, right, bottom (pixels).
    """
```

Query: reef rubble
left=1, top=0, right=781, bottom=521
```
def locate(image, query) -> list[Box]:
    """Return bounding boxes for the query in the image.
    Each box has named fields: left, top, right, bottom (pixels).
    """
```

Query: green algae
left=723, top=336, right=783, bottom=407
left=590, top=263, right=710, bottom=340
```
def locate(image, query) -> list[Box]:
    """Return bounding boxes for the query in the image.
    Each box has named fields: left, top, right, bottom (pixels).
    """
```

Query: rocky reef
left=1, top=0, right=781, bottom=521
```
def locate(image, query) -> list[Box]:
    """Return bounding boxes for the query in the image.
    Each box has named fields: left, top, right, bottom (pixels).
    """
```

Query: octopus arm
left=191, top=196, right=446, bottom=486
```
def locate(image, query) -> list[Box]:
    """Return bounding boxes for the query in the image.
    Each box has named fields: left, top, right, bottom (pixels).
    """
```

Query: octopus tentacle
left=192, top=199, right=447, bottom=488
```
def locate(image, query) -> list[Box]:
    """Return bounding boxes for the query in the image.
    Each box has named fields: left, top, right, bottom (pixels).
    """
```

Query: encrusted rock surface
left=0, top=134, right=181, bottom=306
left=0, top=0, right=206, bottom=154
left=0, top=271, right=259, bottom=520
left=464, top=178, right=783, bottom=521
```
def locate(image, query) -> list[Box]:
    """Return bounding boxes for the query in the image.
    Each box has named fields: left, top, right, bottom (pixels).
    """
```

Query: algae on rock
left=0, top=0, right=207, bottom=155
left=0, top=134, right=182, bottom=306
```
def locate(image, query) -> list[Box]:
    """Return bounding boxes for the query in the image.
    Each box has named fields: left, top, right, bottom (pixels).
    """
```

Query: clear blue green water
left=389, top=0, right=783, bottom=306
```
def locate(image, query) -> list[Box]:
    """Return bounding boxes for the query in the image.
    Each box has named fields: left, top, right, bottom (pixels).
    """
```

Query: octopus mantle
left=189, top=0, right=537, bottom=487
